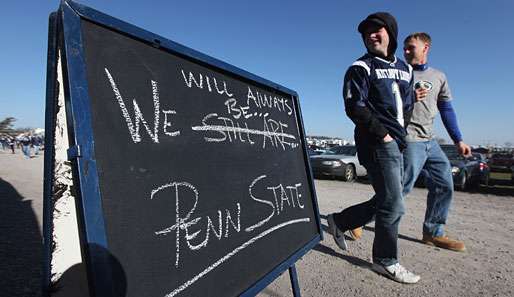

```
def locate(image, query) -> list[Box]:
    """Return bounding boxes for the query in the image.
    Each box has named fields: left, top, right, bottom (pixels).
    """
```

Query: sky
left=1, top=0, right=513, bottom=146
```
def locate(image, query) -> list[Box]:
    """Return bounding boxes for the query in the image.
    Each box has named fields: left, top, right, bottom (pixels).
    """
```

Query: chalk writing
left=224, top=98, right=253, bottom=120
left=181, top=70, right=233, bottom=97
left=180, top=68, right=300, bottom=150
left=246, top=86, right=293, bottom=115
left=151, top=174, right=307, bottom=270
left=151, top=182, right=242, bottom=267
left=151, top=182, right=198, bottom=267
left=180, top=69, right=292, bottom=115
left=75, top=21, right=317, bottom=297
left=105, top=67, right=301, bottom=150
left=192, top=113, right=298, bottom=149
left=104, top=68, right=180, bottom=143
left=192, top=113, right=255, bottom=144
left=165, top=218, right=310, bottom=297
left=163, top=110, right=180, bottom=137
left=245, top=175, right=304, bottom=232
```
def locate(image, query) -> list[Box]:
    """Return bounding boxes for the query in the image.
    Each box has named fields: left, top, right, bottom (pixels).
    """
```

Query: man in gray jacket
left=402, top=32, right=470, bottom=251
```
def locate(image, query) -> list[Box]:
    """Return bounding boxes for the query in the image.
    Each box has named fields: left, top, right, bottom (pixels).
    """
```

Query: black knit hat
left=358, top=12, right=398, bottom=57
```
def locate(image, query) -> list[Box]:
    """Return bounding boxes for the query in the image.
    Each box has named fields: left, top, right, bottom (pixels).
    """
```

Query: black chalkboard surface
left=48, top=1, right=321, bottom=296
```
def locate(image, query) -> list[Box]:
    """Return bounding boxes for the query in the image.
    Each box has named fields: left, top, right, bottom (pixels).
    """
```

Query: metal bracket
left=67, top=145, right=82, bottom=160
left=289, top=265, right=301, bottom=297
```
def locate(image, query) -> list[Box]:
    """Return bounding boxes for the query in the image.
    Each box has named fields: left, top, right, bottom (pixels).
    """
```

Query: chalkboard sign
left=45, top=1, right=321, bottom=296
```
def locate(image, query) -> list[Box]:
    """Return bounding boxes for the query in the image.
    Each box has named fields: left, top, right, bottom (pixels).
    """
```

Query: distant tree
left=13, top=127, right=33, bottom=134
left=0, top=117, right=16, bottom=133
left=505, top=142, right=513, bottom=148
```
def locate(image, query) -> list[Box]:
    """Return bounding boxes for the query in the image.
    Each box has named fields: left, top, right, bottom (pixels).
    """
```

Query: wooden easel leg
left=288, top=265, right=301, bottom=297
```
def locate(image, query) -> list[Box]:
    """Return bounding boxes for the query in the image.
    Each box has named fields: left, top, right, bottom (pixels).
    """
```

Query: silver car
left=309, top=145, right=367, bottom=181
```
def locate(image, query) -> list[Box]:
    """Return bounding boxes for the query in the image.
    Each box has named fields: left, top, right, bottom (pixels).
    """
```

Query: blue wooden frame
left=51, top=0, right=323, bottom=296
left=59, top=1, right=115, bottom=296
left=42, top=11, right=58, bottom=296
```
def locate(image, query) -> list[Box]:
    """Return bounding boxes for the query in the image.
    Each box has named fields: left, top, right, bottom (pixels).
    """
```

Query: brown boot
left=422, top=234, right=466, bottom=252
left=348, top=227, right=363, bottom=240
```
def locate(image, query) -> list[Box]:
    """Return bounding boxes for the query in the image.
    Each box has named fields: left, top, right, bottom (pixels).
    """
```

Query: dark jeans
left=333, top=140, right=404, bottom=266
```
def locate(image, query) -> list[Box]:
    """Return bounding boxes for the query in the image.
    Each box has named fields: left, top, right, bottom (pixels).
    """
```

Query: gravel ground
left=260, top=179, right=514, bottom=297
left=1, top=150, right=513, bottom=297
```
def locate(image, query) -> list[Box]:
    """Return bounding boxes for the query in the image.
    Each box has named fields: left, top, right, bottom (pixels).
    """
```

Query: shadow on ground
left=48, top=244, right=126, bottom=297
left=474, top=184, right=514, bottom=197
left=313, top=244, right=371, bottom=269
left=314, top=175, right=371, bottom=185
left=319, top=214, right=423, bottom=245
left=0, top=178, right=43, bottom=296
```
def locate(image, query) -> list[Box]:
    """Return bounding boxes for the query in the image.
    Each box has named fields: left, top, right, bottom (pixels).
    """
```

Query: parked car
left=308, top=145, right=327, bottom=155
left=307, top=147, right=321, bottom=156
left=488, top=152, right=514, bottom=185
left=309, top=145, right=366, bottom=181
left=314, top=148, right=328, bottom=155
left=437, top=145, right=489, bottom=190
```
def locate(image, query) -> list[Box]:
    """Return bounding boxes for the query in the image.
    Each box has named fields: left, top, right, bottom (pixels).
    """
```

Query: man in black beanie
left=327, top=12, right=420, bottom=284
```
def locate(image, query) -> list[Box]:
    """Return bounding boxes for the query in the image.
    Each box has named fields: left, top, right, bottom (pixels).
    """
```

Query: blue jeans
left=334, top=140, right=405, bottom=266
left=403, top=139, right=454, bottom=237
left=22, top=145, right=31, bottom=158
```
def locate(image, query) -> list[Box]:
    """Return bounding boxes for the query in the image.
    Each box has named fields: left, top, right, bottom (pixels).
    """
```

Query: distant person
left=19, top=134, right=31, bottom=158
left=327, top=12, right=419, bottom=283
left=0, top=135, right=7, bottom=150
left=7, top=136, right=15, bottom=154
left=350, top=33, right=471, bottom=252
left=31, top=135, right=42, bottom=156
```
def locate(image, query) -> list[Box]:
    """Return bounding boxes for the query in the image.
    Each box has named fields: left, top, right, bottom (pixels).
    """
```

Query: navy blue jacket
left=343, top=54, right=414, bottom=149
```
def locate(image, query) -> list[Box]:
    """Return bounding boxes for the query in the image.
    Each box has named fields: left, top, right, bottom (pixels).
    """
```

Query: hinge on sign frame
left=67, top=145, right=82, bottom=160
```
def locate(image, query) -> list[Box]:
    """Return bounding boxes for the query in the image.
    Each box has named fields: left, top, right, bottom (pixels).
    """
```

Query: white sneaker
left=372, top=263, right=420, bottom=284
left=327, top=214, right=347, bottom=251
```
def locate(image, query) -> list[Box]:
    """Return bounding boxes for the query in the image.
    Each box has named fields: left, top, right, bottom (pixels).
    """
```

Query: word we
left=104, top=68, right=179, bottom=144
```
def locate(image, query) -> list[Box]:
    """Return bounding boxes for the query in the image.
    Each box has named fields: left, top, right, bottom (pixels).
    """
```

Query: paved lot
left=1, top=149, right=513, bottom=297
left=0, top=150, right=44, bottom=297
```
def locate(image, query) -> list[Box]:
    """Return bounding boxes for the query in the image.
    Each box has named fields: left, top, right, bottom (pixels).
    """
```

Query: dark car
left=488, top=152, right=514, bottom=185
left=307, top=147, right=321, bottom=156
left=309, top=145, right=367, bottom=181
left=440, top=145, right=490, bottom=190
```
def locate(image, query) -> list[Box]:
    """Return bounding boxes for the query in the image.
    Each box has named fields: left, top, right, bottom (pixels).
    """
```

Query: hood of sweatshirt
left=358, top=12, right=398, bottom=60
